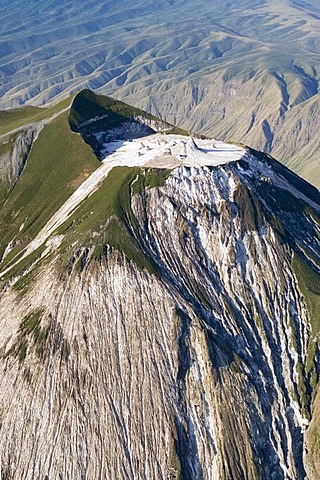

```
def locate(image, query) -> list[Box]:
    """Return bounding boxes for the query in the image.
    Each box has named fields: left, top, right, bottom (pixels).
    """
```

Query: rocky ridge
left=0, top=92, right=319, bottom=479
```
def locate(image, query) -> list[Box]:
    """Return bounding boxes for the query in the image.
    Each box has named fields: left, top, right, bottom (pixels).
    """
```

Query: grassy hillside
left=0, top=89, right=190, bottom=278
left=0, top=96, right=74, bottom=137
left=0, top=104, right=99, bottom=269
left=56, top=165, right=171, bottom=273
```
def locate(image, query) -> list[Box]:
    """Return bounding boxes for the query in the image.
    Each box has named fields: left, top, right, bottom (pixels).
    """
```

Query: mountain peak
left=69, top=89, right=188, bottom=159
left=0, top=90, right=319, bottom=480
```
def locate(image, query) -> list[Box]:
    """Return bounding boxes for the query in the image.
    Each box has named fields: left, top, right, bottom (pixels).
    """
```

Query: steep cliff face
left=0, top=127, right=36, bottom=190
left=0, top=92, right=319, bottom=480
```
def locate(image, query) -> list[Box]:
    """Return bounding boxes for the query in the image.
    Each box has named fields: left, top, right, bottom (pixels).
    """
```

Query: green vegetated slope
left=0, top=106, right=44, bottom=137
left=0, top=96, right=77, bottom=207
left=0, top=99, right=99, bottom=271
left=292, top=252, right=320, bottom=479
left=0, top=89, right=179, bottom=279
left=57, top=165, right=171, bottom=273
left=293, top=254, right=320, bottom=368
left=0, top=96, right=74, bottom=137
left=306, top=387, right=320, bottom=479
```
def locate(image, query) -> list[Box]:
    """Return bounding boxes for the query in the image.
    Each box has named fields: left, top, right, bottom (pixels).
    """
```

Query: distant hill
left=0, top=0, right=319, bottom=187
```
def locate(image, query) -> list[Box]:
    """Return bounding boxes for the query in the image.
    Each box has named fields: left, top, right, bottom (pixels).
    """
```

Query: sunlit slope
left=0, top=97, right=99, bottom=269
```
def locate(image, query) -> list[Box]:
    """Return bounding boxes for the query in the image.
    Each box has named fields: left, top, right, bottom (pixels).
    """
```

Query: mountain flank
left=0, top=90, right=319, bottom=480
